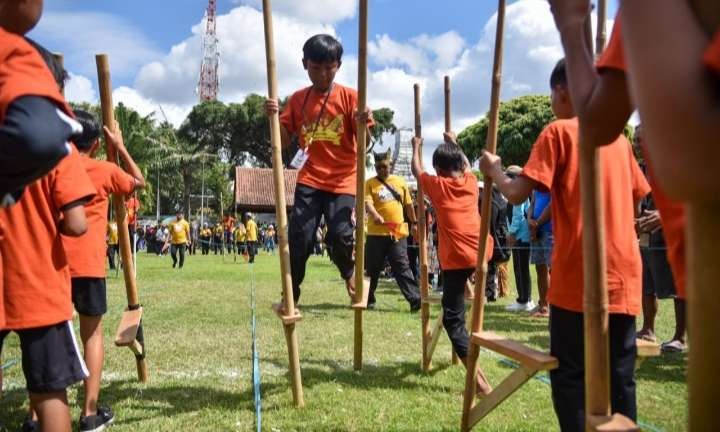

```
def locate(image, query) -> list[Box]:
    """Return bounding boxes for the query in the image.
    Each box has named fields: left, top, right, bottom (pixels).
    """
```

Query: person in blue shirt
left=528, top=189, right=552, bottom=317
left=504, top=166, right=535, bottom=312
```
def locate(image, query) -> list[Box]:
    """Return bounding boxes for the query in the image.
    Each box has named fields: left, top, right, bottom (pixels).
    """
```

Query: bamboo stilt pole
left=687, top=203, right=720, bottom=431
left=261, top=0, right=304, bottom=407
left=96, top=54, right=148, bottom=383
left=461, top=1, right=506, bottom=429
left=444, top=75, right=461, bottom=366
left=353, top=0, right=369, bottom=372
left=414, top=84, right=433, bottom=372
left=684, top=4, right=719, bottom=430
left=582, top=4, right=612, bottom=427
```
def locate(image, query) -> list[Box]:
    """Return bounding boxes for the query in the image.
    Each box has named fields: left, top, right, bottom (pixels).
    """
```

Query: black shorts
left=641, top=248, right=676, bottom=299
left=72, top=277, right=108, bottom=316
left=0, top=321, right=88, bottom=393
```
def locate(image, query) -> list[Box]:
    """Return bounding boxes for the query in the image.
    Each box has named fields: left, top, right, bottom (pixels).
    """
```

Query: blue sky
left=28, top=0, right=619, bottom=145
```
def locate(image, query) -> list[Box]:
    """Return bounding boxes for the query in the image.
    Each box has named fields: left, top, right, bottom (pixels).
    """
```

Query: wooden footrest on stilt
left=115, top=308, right=143, bottom=346
left=635, top=338, right=660, bottom=358
left=422, top=293, right=442, bottom=305
left=471, top=331, right=557, bottom=370
left=351, top=278, right=371, bottom=309
left=587, top=414, right=640, bottom=432
left=271, top=303, right=302, bottom=325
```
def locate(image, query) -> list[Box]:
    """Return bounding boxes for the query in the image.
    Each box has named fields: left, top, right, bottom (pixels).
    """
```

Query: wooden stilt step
left=426, top=313, right=445, bottom=361
left=351, top=278, right=371, bottom=309
left=114, top=307, right=143, bottom=346
left=635, top=338, right=660, bottom=358
left=471, top=331, right=557, bottom=370
left=587, top=414, right=640, bottom=432
left=422, top=293, right=442, bottom=305
left=272, top=303, right=302, bottom=325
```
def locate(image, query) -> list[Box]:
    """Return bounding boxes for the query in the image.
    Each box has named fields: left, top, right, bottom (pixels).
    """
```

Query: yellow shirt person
left=365, top=174, right=412, bottom=238
left=169, top=216, right=191, bottom=245
left=107, top=221, right=119, bottom=245
left=246, top=218, right=258, bottom=242
left=234, top=225, right=247, bottom=242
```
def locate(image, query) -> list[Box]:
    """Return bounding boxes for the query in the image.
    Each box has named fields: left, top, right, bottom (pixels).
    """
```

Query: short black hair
left=73, top=109, right=101, bottom=151
left=25, top=37, right=68, bottom=91
left=303, top=34, right=343, bottom=63
left=549, top=58, right=567, bottom=89
left=432, top=143, right=466, bottom=172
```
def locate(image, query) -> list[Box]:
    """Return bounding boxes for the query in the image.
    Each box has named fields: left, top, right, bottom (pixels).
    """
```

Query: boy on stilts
left=264, top=34, right=373, bottom=304
left=478, top=59, right=650, bottom=431
left=61, top=110, right=145, bottom=431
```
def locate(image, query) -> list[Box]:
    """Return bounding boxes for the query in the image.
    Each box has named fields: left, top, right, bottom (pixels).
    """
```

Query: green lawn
left=1, top=252, right=687, bottom=431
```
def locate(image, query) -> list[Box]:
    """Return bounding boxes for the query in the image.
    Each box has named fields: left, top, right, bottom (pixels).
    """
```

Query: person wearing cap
left=245, top=212, right=258, bottom=263
left=504, top=165, right=534, bottom=312
left=364, top=149, right=421, bottom=311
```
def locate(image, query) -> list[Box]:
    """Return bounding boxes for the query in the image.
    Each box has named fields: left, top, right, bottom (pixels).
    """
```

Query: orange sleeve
left=0, top=28, right=71, bottom=121
left=521, top=125, right=560, bottom=191
left=52, top=148, right=96, bottom=209
left=110, top=165, right=137, bottom=196
left=596, top=16, right=627, bottom=72
left=703, top=31, right=720, bottom=75
left=627, top=144, right=651, bottom=202
left=419, top=172, right=439, bottom=204
left=279, top=88, right=306, bottom=135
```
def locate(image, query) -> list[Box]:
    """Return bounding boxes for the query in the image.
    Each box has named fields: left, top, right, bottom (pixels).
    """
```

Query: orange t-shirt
left=642, top=152, right=687, bottom=299
left=0, top=28, right=75, bottom=329
left=279, top=84, right=374, bottom=196
left=0, top=28, right=71, bottom=121
left=62, top=158, right=136, bottom=278
left=125, top=196, right=140, bottom=227
left=420, top=171, right=493, bottom=270
left=704, top=31, right=720, bottom=74
left=0, top=148, right=95, bottom=329
left=521, top=118, right=650, bottom=316
left=596, top=20, right=688, bottom=299
left=223, top=215, right=235, bottom=231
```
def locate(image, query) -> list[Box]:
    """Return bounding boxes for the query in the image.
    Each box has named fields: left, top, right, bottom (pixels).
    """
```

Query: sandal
left=636, top=331, right=657, bottom=343
left=530, top=306, right=549, bottom=318
left=660, top=339, right=686, bottom=353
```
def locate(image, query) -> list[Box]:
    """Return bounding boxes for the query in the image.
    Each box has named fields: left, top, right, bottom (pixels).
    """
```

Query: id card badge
left=290, top=148, right=309, bottom=169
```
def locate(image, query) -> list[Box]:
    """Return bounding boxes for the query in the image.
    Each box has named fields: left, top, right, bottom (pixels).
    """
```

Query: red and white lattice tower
left=198, top=0, right=219, bottom=101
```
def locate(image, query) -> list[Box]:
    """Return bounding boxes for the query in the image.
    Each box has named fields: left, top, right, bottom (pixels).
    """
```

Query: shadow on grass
left=0, top=379, right=264, bottom=429
left=635, top=352, right=687, bottom=384
left=258, top=356, right=453, bottom=401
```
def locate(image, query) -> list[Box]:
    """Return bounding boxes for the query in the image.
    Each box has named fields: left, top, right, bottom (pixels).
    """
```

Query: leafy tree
left=458, top=95, right=554, bottom=167
left=368, top=107, right=397, bottom=153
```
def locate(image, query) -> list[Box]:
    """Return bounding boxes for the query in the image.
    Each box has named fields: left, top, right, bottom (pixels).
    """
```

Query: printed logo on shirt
left=377, top=186, right=395, bottom=203
left=300, top=114, right=344, bottom=147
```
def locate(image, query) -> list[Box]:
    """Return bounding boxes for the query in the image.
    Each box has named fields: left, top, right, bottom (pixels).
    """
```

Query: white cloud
left=236, top=0, right=356, bottom=24
left=65, top=73, right=97, bottom=104
left=113, top=87, right=191, bottom=127
left=133, top=6, right=335, bottom=106
left=30, top=12, right=161, bottom=80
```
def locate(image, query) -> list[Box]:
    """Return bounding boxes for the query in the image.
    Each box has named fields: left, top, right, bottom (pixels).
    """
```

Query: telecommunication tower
left=198, top=0, right=219, bottom=101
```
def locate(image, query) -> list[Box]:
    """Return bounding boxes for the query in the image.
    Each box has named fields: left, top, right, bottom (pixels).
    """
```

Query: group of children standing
left=0, top=2, right=145, bottom=431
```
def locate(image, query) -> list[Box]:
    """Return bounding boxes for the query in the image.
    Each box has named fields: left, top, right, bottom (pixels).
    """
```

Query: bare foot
left=475, top=369, right=492, bottom=397
left=272, top=302, right=299, bottom=316
left=345, top=276, right=356, bottom=298
left=636, top=329, right=657, bottom=343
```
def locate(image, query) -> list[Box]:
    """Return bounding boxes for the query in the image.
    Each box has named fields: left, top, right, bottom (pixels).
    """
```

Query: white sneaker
left=505, top=302, right=525, bottom=312
left=521, top=300, right=537, bottom=312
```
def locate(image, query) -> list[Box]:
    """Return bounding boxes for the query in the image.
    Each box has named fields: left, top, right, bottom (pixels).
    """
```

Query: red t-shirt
left=420, top=171, right=493, bottom=270
left=280, top=84, right=374, bottom=196
left=0, top=28, right=75, bottom=329
left=62, top=157, right=136, bottom=278
left=703, top=31, right=720, bottom=74
left=522, top=118, right=650, bottom=315
left=596, top=19, right=688, bottom=299
left=1, top=148, right=95, bottom=329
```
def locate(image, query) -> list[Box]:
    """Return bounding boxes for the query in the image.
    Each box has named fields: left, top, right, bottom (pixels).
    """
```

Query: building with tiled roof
left=234, top=167, right=298, bottom=213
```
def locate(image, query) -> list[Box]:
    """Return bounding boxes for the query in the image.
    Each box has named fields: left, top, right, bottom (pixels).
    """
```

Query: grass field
left=1, top=251, right=687, bottom=431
